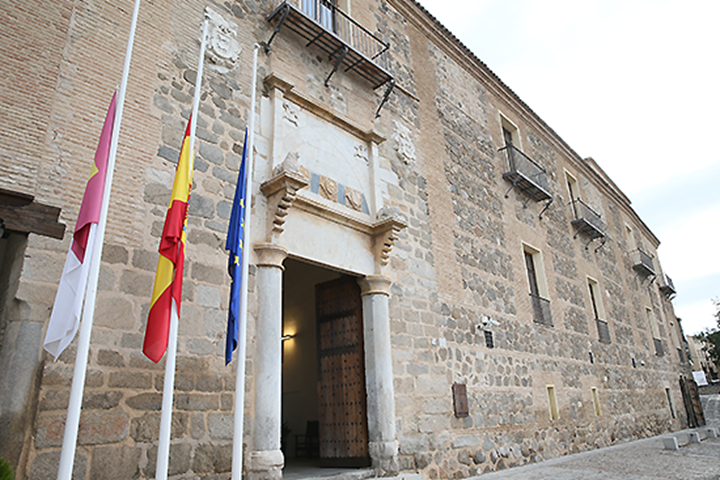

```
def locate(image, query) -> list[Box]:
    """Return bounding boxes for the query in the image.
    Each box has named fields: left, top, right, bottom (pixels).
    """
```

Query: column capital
left=254, top=243, right=288, bottom=269
left=358, top=275, right=392, bottom=297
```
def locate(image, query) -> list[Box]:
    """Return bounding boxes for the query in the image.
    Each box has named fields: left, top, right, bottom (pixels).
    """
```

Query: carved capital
left=260, top=161, right=309, bottom=242
left=254, top=243, right=288, bottom=269
left=358, top=275, right=392, bottom=297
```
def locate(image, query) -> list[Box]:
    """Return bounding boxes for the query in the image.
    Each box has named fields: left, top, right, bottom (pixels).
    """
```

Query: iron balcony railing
left=659, top=274, right=676, bottom=297
left=530, top=293, right=553, bottom=326
left=267, top=0, right=392, bottom=89
left=631, top=248, right=656, bottom=277
left=500, top=144, right=552, bottom=203
left=570, top=198, right=606, bottom=241
left=596, top=318, right=611, bottom=344
left=653, top=337, right=664, bottom=356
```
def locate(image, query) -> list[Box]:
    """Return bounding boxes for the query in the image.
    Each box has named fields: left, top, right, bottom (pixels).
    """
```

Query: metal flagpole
left=56, top=0, right=141, bottom=478
left=231, top=42, right=260, bottom=480
left=155, top=12, right=209, bottom=480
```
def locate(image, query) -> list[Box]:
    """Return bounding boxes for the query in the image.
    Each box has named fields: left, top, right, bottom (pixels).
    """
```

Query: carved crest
left=205, top=8, right=242, bottom=73
left=354, top=144, right=369, bottom=164
left=282, top=101, right=299, bottom=127
left=392, top=120, right=416, bottom=165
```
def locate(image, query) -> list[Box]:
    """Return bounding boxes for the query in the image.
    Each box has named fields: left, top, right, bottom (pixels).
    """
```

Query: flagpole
left=155, top=12, right=209, bottom=480
left=56, top=1, right=141, bottom=478
left=231, top=42, right=260, bottom=480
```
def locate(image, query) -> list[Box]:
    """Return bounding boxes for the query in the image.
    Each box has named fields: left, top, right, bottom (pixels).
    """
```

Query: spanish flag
left=144, top=118, right=194, bottom=363
left=44, top=93, right=117, bottom=360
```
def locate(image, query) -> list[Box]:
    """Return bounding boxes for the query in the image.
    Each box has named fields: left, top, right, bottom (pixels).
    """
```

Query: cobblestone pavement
left=468, top=429, right=719, bottom=480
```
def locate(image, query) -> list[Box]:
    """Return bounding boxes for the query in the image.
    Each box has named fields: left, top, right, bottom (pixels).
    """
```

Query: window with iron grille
left=484, top=330, right=494, bottom=349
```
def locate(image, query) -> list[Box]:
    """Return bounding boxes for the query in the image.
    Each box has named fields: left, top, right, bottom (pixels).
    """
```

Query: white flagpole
left=155, top=12, right=209, bottom=480
left=56, top=1, right=141, bottom=478
left=232, top=42, right=260, bottom=480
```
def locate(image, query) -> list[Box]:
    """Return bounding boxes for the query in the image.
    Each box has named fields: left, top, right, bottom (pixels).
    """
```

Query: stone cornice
left=387, top=0, right=659, bottom=246
left=264, top=73, right=386, bottom=145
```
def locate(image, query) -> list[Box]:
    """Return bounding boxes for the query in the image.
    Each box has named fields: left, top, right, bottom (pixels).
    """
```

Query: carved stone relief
left=345, top=187, right=364, bottom=212
left=205, top=8, right=242, bottom=73
left=282, top=101, right=299, bottom=127
left=392, top=120, right=416, bottom=165
left=319, top=175, right=338, bottom=202
left=354, top=144, right=369, bottom=164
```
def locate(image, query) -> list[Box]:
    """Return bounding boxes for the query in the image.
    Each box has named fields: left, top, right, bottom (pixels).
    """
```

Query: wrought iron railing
left=659, top=274, right=676, bottom=296
left=500, top=144, right=551, bottom=193
left=631, top=248, right=655, bottom=276
left=530, top=293, right=553, bottom=326
left=571, top=199, right=606, bottom=236
left=270, top=0, right=391, bottom=70
left=596, top=318, right=611, bottom=344
left=653, top=337, right=664, bottom=356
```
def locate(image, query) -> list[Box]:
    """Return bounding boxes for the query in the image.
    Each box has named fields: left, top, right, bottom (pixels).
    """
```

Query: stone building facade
left=0, top=0, right=695, bottom=478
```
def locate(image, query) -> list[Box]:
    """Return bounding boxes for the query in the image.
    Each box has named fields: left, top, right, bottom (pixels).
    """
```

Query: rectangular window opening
left=665, top=388, right=675, bottom=419
left=547, top=385, right=559, bottom=420
left=591, top=387, right=601, bottom=416
left=524, top=243, right=552, bottom=326
left=484, top=330, right=494, bottom=349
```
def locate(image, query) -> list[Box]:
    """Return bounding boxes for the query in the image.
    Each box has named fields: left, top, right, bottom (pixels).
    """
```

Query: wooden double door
left=315, top=276, right=370, bottom=467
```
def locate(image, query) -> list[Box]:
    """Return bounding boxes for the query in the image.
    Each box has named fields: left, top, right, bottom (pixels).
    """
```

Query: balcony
left=530, top=293, right=553, bottom=326
left=500, top=144, right=553, bottom=218
left=266, top=0, right=393, bottom=93
left=653, top=337, right=664, bottom=356
left=570, top=199, right=606, bottom=249
left=659, top=274, right=676, bottom=297
left=596, top=318, right=611, bottom=344
left=631, top=248, right=656, bottom=277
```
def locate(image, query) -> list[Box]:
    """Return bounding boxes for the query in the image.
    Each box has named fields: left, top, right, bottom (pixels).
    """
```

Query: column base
left=369, top=441, right=399, bottom=477
left=246, top=450, right=284, bottom=480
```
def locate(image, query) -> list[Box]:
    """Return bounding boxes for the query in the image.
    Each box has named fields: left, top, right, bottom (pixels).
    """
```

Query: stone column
left=247, top=243, right=287, bottom=480
left=358, top=275, right=398, bottom=476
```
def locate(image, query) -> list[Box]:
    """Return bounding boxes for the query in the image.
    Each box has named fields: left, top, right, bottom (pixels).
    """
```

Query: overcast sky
left=415, top=0, right=720, bottom=335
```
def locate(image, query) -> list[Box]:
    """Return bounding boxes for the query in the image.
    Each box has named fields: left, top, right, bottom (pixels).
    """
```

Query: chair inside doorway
left=295, top=420, right=320, bottom=458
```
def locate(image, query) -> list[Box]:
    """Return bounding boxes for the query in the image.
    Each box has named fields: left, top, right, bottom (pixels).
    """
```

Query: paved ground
left=471, top=431, right=719, bottom=480
left=474, top=395, right=720, bottom=480
left=286, top=395, right=720, bottom=480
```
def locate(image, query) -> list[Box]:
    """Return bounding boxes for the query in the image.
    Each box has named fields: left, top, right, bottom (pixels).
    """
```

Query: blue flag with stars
left=225, top=129, right=248, bottom=365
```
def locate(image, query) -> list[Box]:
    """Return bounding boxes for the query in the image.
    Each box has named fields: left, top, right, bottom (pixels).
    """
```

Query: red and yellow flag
left=144, top=118, right=194, bottom=363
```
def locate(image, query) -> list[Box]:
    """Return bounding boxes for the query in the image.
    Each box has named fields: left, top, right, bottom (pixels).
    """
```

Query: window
left=523, top=244, right=552, bottom=326
left=565, top=170, right=580, bottom=203
left=500, top=113, right=520, bottom=148
left=647, top=307, right=664, bottom=356
left=591, top=387, right=601, bottom=416
left=624, top=224, right=635, bottom=251
left=484, top=330, right=494, bottom=349
left=588, top=277, right=610, bottom=343
left=665, top=388, right=675, bottom=419
left=547, top=385, right=559, bottom=420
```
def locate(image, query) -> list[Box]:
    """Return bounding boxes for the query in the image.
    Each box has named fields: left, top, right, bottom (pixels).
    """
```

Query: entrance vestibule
left=282, top=258, right=371, bottom=469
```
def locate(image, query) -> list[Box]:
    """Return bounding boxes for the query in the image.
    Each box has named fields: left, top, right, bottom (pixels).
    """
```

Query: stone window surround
left=586, top=275, right=607, bottom=322
left=522, top=242, right=549, bottom=300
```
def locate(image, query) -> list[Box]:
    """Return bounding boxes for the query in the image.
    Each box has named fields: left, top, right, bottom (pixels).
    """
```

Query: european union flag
left=225, top=129, right=248, bottom=365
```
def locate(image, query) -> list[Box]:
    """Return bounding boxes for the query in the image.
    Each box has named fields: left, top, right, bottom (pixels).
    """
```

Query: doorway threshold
left=283, top=459, right=375, bottom=480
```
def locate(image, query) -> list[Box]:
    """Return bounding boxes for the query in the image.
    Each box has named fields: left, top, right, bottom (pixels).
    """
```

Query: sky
left=415, top=0, right=720, bottom=335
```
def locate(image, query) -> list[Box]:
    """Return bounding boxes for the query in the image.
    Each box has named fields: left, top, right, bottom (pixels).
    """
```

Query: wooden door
left=316, top=276, right=370, bottom=467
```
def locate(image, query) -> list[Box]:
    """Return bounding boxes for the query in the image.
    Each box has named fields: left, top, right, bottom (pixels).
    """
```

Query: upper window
left=523, top=243, right=552, bottom=325
left=624, top=224, right=635, bottom=251
left=589, top=277, right=610, bottom=343
left=500, top=114, right=520, bottom=148
left=565, top=170, right=580, bottom=203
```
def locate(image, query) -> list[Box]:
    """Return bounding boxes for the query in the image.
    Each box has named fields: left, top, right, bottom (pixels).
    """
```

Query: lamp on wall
left=282, top=333, right=295, bottom=341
